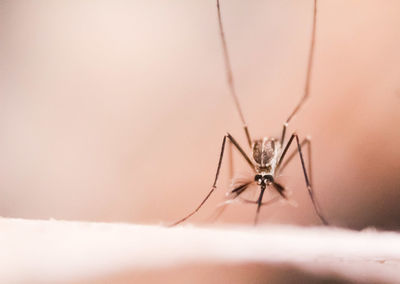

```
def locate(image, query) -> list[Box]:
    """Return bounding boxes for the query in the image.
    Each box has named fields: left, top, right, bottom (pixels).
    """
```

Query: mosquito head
left=255, top=172, right=273, bottom=186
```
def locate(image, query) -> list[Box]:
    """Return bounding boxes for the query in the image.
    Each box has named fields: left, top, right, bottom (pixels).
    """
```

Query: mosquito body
left=237, top=137, right=283, bottom=196
left=172, top=0, right=329, bottom=226
left=253, top=138, right=280, bottom=175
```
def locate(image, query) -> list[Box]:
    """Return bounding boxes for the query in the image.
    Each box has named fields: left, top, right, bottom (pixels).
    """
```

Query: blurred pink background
left=1, top=0, right=400, bottom=230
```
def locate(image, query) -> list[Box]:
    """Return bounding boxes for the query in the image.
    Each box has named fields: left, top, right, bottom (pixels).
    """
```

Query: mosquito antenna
left=216, top=0, right=252, bottom=148
left=286, top=0, right=318, bottom=124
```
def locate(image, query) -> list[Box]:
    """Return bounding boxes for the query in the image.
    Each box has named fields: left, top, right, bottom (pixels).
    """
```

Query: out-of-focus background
left=1, top=0, right=400, bottom=282
left=1, top=0, right=400, bottom=228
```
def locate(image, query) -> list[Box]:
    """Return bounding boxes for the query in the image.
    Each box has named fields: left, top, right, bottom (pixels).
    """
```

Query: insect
left=172, top=0, right=328, bottom=226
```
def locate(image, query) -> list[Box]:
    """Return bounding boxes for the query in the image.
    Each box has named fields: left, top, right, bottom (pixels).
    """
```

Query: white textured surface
left=1, top=218, right=400, bottom=283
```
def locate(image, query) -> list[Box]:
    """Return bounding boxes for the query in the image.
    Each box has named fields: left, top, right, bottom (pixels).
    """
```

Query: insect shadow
left=171, top=0, right=328, bottom=226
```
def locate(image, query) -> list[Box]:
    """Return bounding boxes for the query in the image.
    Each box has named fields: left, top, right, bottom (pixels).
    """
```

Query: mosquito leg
left=293, top=134, right=328, bottom=224
left=285, top=0, right=318, bottom=126
left=228, top=139, right=233, bottom=182
left=244, top=126, right=252, bottom=149
left=170, top=136, right=228, bottom=226
left=276, top=134, right=296, bottom=175
left=305, top=137, right=313, bottom=186
left=272, top=181, right=287, bottom=199
left=171, top=134, right=254, bottom=226
left=240, top=195, right=280, bottom=206
left=227, top=133, right=254, bottom=170
left=209, top=182, right=250, bottom=223
left=278, top=137, right=309, bottom=174
left=229, top=182, right=251, bottom=197
left=208, top=202, right=229, bottom=223
left=216, top=0, right=252, bottom=148
left=276, top=133, right=329, bottom=225
left=280, top=123, right=288, bottom=146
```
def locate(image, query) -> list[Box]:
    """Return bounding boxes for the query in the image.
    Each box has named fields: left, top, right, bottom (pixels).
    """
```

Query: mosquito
left=172, top=0, right=328, bottom=226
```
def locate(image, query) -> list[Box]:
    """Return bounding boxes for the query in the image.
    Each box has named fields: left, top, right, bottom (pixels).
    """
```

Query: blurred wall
left=1, top=0, right=400, bottom=230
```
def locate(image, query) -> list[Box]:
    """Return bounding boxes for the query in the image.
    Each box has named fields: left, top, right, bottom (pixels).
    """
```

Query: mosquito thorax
left=254, top=172, right=274, bottom=186
left=252, top=137, right=280, bottom=168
